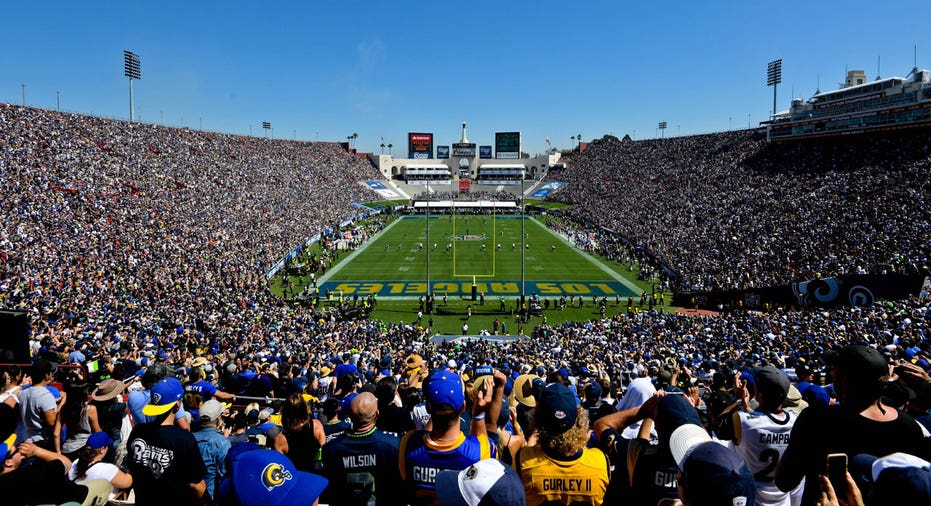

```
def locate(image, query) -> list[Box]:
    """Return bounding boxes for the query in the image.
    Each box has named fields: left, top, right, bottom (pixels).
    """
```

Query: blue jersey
left=399, top=430, right=496, bottom=505
left=322, top=427, right=402, bottom=506
left=184, top=380, right=218, bottom=418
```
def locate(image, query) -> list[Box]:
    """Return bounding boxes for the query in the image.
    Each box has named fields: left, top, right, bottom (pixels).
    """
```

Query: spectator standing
left=399, top=370, right=495, bottom=504
left=18, top=358, right=60, bottom=450
left=776, top=344, right=928, bottom=506
left=89, top=378, right=126, bottom=462
left=193, top=399, right=231, bottom=500
left=516, top=381, right=609, bottom=506
left=336, top=353, right=359, bottom=381
left=125, top=378, right=209, bottom=506
left=128, top=363, right=191, bottom=430
left=322, top=392, right=402, bottom=505
left=320, top=398, right=350, bottom=442
left=716, top=366, right=803, bottom=506
left=280, top=392, right=326, bottom=473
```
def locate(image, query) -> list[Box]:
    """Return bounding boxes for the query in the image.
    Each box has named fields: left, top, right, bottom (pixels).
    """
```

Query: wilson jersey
left=516, top=445, right=610, bottom=506
left=730, top=410, right=803, bottom=506
left=321, top=427, right=402, bottom=506
left=399, top=430, right=495, bottom=506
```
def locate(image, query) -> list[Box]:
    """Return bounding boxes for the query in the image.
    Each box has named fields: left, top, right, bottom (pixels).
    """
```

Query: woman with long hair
left=279, top=392, right=326, bottom=473
left=60, top=382, right=92, bottom=461
left=68, top=432, right=133, bottom=501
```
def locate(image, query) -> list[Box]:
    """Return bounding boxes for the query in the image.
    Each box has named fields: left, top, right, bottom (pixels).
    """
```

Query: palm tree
left=387, top=143, right=393, bottom=156
left=352, top=132, right=359, bottom=150
left=380, top=141, right=385, bottom=154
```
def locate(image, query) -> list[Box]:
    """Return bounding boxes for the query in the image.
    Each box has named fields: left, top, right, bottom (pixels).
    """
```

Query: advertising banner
left=495, top=132, right=521, bottom=159
left=452, top=143, right=476, bottom=157
left=479, top=145, right=492, bottom=158
left=437, top=145, right=450, bottom=159
left=408, top=132, right=434, bottom=159
left=673, top=274, right=926, bottom=310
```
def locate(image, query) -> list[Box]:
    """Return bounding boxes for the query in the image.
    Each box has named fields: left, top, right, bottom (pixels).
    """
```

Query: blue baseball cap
left=425, top=370, right=465, bottom=415
left=142, top=378, right=183, bottom=416
left=536, top=383, right=578, bottom=433
left=217, top=449, right=327, bottom=506
left=0, top=433, right=15, bottom=459
left=655, top=394, right=702, bottom=441
left=86, top=432, right=114, bottom=450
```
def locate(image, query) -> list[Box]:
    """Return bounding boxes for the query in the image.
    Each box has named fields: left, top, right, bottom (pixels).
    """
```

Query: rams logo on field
left=262, top=463, right=293, bottom=491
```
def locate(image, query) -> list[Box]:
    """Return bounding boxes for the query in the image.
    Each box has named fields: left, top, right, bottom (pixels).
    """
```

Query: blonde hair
left=534, top=406, right=590, bottom=457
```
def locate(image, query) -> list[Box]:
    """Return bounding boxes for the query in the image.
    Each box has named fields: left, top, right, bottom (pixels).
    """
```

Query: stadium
left=2, top=5, right=931, bottom=506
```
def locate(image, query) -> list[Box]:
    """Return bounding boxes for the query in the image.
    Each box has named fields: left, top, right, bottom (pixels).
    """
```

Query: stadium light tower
left=263, top=121, right=271, bottom=138
left=658, top=122, right=667, bottom=139
left=767, top=59, right=782, bottom=119
left=124, top=50, right=141, bottom=122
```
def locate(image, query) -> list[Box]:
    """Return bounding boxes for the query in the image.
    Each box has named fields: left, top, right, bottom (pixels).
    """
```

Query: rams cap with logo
left=142, top=378, right=184, bottom=416
left=436, top=458, right=526, bottom=506
left=217, top=449, right=327, bottom=506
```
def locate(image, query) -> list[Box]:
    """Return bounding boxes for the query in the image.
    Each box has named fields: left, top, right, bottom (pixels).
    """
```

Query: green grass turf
left=314, top=214, right=638, bottom=299
left=268, top=214, right=675, bottom=334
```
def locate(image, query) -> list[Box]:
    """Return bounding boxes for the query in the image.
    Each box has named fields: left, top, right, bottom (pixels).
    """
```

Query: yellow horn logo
left=261, top=463, right=293, bottom=491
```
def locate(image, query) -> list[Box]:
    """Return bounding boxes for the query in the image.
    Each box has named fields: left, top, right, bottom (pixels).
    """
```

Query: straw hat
left=91, top=379, right=125, bottom=401
left=511, top=374, right=540, bottom=408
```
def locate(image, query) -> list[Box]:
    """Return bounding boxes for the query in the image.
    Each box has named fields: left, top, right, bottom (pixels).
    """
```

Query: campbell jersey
left=399, top=430, right=495, bottom=505
left=730, top=410, right=803, bottom=506
left=321, top=427, right=402, bottom=506
left=516, top=445, right=610, bottom=506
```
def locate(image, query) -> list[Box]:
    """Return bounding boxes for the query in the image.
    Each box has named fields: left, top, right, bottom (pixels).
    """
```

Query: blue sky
left=2, top=1, right=929, bottom=155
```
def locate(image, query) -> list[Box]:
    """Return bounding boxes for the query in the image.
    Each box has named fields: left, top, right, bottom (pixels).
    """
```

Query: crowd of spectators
left=3, top=294, right=931, bottom=505
left=412, top=190, right=519, bottom=202
left=3, top=104, right=931, bottom=504
left=547, top=129, right=931, bottom=292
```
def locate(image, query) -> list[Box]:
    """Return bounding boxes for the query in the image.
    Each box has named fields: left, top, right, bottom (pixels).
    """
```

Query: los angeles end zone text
left=318, top=280, right=632, bottom=297
left=320, top=215, right=637, bottom=297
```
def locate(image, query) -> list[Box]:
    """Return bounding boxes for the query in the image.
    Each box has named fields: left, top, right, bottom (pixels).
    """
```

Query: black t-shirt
left=321, top=427, right=402, bottom=506
left=0, top=459, right=87, bottom=506
left=127, top=422, right=207, bottom=506
left=779, top=404, right=927, bottom=506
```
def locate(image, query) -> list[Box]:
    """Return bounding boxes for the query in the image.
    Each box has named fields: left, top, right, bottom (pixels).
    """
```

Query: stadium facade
left=368, top=122, right=562, bottom=185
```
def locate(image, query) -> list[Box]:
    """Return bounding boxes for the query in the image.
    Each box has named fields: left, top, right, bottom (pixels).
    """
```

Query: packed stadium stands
left=3, top=103, right=931, bottom=505
left=547, top=129, right=931, bottom=292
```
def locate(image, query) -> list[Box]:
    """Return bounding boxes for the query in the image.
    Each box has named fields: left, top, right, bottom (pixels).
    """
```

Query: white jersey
left=729, top=410, right=803, bottom=506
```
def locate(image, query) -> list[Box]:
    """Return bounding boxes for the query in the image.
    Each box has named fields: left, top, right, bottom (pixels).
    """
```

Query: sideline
left=530, top=217, right=642, bottom=294
left=316, top=217, right=404, bottom=284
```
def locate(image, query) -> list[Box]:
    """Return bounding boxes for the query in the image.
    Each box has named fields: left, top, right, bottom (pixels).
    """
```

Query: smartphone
left=826, top=453, right=848, bottom=497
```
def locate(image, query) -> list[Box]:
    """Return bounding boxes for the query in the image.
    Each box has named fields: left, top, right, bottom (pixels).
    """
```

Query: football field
left=317, top=215, right=640, bottom=299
